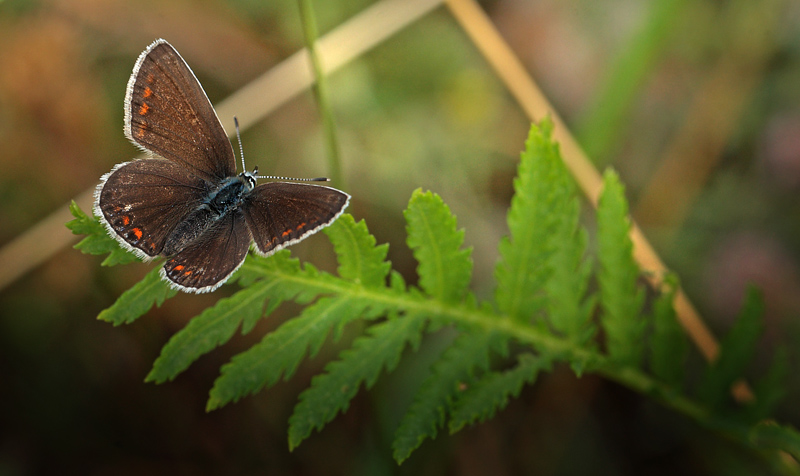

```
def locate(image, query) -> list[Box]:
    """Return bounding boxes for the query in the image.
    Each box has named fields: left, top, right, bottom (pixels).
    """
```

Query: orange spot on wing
left=121, top=216, right=130, bottom=226
left=146, top=73, right=155, bottom=83
left=138, top=103, right=150, bottom=115
left=297, top=222, right=306, bottom=230
left=132, top=228, right=143, bottom=240
left=143, top=87, right=153, bottom=98
left=174, top=265, right=184, bottom=271
left=282, top=230, right=291, bottom=237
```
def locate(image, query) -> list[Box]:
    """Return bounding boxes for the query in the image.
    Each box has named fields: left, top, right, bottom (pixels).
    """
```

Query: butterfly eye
left=243, top=172, right=257, bottom=190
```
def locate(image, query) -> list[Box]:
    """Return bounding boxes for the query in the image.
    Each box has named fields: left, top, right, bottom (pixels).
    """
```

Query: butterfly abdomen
left=162, top=206, right=217, bottom=256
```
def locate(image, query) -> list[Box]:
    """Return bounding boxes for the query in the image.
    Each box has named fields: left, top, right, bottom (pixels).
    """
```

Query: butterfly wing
left=94, top=158, right=210, bottom=260
left=241, top=182, right=350, bottom=256
left=161, top=210, right=252, bottom=293
left=125, top=39, right=236, bottom=181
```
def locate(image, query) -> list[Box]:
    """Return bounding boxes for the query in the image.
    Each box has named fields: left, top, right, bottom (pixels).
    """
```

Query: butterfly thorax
left=206, top=173, right=256, bottom=215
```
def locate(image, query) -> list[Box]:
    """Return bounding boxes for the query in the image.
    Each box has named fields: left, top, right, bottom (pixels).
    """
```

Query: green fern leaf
left=749, top=347, right=788, bottom=421
left=448, top=353, right=550, bottom=433
left=146, top=282, right=279, bottom=383
left=67, top=201, right=139, bottom=266
left=96, top=267, right=177, bottom=325
left=288, top=313, right=427, bottom=450
left=596, top=169, right=645, bottom=365
left=749, top=422, right=800, bottom=461
left=325, top=214, right=391, bottom=288
left=404, top=189, right=472, bottom=303
left=235, top=250, right=300, bottom=286
left=495, top=119, right=574, bottom=323
left=235, top=252, right=339, bottom=305
left=545, top=194, right=595, bottom=346
left=698, top=287, right=764, bottom=410
left=66, top=201, right=100, bottom=236
left=390, top=270, right=407, bottom=292
left=207, top=295, right=383, bottom=411
left=392, top=331, right=501, bottom=464
left=206, top=216, right=394, bottom=410
left=649, top=276, right=687, bottom=388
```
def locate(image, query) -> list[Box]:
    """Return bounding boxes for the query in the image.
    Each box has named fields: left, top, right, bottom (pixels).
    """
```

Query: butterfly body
left=95, top=39, right=349, bottom=293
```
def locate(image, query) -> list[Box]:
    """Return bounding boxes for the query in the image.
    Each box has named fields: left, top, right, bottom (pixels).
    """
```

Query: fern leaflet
left=288, top=312, right=427, bottom=450
left=448, top=353, right=551, bottom=433
left=597, top=169, right=646, bottom=365
left=405, top=189, right=472, bottom=303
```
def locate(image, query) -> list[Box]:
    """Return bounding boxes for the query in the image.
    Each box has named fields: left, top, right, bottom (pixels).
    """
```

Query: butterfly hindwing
left=94, top=158, right=209, bottom=260
left=125, top=39, right=236, bottom=181
left=162, top=210, right=252, bottom=293
left=241, top=182, right=350, bottom=256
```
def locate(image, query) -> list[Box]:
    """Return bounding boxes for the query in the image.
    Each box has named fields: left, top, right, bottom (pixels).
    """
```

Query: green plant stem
left=575, top=0, right=690, bottom=165
left=245, top=254, right=784, bottom=457
left=297, top=0, right=345, bottom=188
left=239, top=259, right=710, bottom=425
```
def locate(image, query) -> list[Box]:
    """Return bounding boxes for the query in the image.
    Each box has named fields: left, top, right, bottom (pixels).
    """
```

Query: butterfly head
left=240, top=166, right=259, bottom=191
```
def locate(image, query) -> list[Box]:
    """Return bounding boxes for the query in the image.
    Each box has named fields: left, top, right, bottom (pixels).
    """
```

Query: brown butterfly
left=95, top=39, right=349, bottom=293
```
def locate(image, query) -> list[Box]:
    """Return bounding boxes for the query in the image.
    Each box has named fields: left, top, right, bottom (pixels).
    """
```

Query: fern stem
left=239, top=259, right=712, bottom=426
left=575, top=0, right=690, bottom=165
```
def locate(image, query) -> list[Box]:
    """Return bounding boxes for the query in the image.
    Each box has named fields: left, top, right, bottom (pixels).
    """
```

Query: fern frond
left=749, top=422, right=800, bottom=461
left=596, top=169, right=646, bottom=365
left=749, top=347, right=788, bottom=422
left=146, top=283, right=279, bottom=383
left=97, top=267, right=176, bottom=325
left=207, top=295, right=383, bottom=411
left=67, top=118, right=800, bottom=469
left=288, top=312, right=427, bottom=450
left=67, top=200, right=140, bottom=266
left=495, top=118, right=575, bottom=323
left=404, top=189, right=472, bottom=303
left=392, top=331, right=503, bottom=464
left=448, top=353, right=550, bottom=433
left=649, top=276, right=687, bottom=388
left=698, top=287, right=764, bottom=411
left=325, top=214, right=391, bottom=288
left=544, top=193, right=595, bottom=348
left=235, top=251, right=338, bottom=304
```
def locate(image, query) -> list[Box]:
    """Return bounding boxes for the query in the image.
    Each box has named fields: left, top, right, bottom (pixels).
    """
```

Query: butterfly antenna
left=256, top=173, right=330, bottom=182
left=234, top=116, right=329, bottom=182
left=234, top=117, right=247, bottom=173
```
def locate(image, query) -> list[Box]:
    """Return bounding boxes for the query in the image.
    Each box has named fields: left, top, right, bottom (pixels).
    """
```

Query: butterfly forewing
left=125, top=39, right=236, bottom=181
left=95, top=159, right=209, bottom=259
left=162, top=210, right=252, bottom=292
left=242, top=182, right=350, bottom=256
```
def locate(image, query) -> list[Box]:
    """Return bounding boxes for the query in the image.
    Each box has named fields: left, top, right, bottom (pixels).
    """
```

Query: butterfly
left=94, top=39, right=350, bottom=293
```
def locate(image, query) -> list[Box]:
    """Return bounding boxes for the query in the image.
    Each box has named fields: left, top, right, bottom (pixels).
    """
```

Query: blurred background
left=1, top=0, right=799, bottom=474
